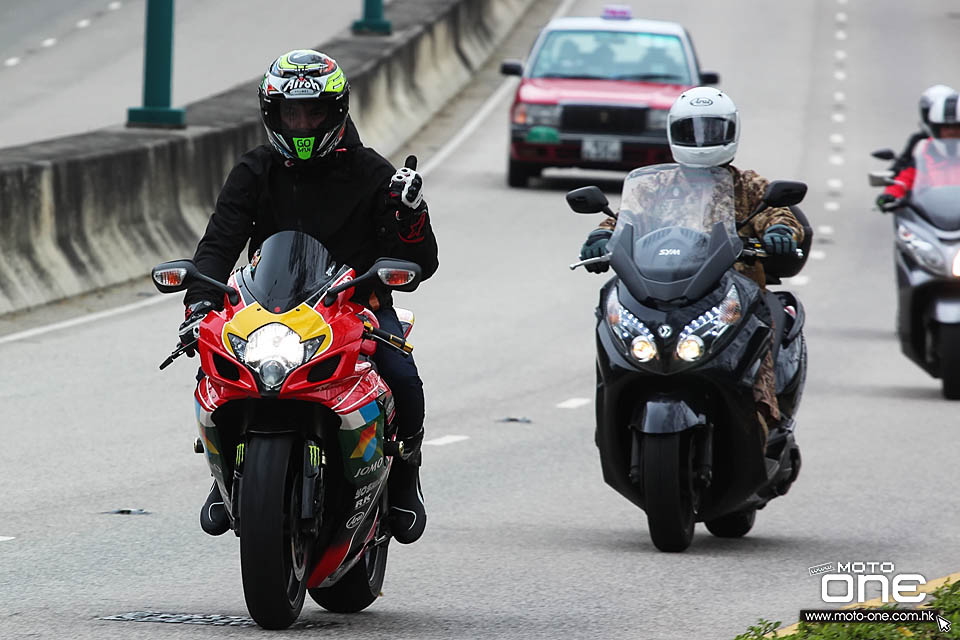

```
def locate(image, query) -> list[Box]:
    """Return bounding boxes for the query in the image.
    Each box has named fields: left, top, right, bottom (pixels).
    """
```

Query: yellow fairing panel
left=221, top=304, right=333, bottom=357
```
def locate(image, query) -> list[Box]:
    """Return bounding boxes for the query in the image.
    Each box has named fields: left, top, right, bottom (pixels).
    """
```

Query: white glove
left=389, top=166, right=424, bottom=211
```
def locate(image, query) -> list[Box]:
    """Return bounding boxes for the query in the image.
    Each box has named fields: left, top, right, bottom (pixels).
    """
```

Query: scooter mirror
left=566, top=186, right=614, bottom=216
left=868, top=171, right=896, bottom=187
left=871, top=148, right=896, bottom=161
left=762, top=181, right=807, bottom=208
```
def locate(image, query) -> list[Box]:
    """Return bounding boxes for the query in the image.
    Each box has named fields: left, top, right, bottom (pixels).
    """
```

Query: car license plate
left=581, top=138, right=622, bottom=162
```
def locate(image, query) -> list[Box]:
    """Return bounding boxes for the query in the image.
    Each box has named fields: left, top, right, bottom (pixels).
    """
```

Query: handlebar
left=569, top=256, right=610, bottom=270
left=362, top=320, right=414, bottom=356
left=741, top=238, right=804, bottom=260
left=159, top=340, right=197, bottom=370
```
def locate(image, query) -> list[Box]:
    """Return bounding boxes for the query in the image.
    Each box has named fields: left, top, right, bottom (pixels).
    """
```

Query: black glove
left=762, top=224, right=798, bottom=256
left=580, top=229, right=612, bottom=273
left=178, top=300, right=216, bottom=357
left=876, top=193, right=898, bottom=209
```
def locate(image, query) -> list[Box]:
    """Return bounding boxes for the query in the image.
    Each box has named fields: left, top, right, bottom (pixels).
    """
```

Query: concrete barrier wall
left=0, top=0, right=534, bottom=314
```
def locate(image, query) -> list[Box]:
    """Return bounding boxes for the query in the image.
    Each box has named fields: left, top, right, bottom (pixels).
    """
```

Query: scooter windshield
left=612, top=164, right=737, bottom=283
left=912, top=140, right=960, bottom=231
left=244, top=231, right=338, bottom=313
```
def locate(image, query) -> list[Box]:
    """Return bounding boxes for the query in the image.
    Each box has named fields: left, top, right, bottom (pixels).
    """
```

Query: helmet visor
left=279, top=101, right=330, bottom=133
left=670, top=116, right=737, bottom=147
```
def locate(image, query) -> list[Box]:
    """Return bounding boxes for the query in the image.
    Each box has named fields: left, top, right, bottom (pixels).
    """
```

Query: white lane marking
left=825, top=201, right=840, bottom=211
left=834, top=90, right=846, bottom=102
left=818, top=225, right=835, bottom=235
left=811, top=250, right=827, bottom=260
left=423, top=435, right=469, bottom=446
left=830, top=133, right=845, bottom=145
left=833, top=70, right=847, bottom=81
left=783, top=275, right=810, bottom=286
left=827, top=178, right=844, bottom=190
left=108, top=1, right=123, bottom=10
left=77, top=19, right=92, bottom=29
left=834, top=50, right=847, bottom=62
left=0, top=294, right=174, bottom=347
left=0, top=536, right=15, bottom=542
left=831, top=112, right=846, bottom=123
left=836, top=12, right=848, bottom=23
left=420, top=0, right=577, bottom=177
left=829, top=154, right=845, bottom=165
left=556, top=397, right=590, bottom=409
left=41, top=38, right=57, bottom=48
left=4, top=57, right=20, bottom=67
left=835, top=30, right=847, bottom=40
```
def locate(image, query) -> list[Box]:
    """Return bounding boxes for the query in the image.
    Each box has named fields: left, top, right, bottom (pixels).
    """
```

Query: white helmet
left=667, top=87, right=740, bottom=168
left=926, top=92, right=960, bottom=154
left=920, top=84, right=956, bottom=134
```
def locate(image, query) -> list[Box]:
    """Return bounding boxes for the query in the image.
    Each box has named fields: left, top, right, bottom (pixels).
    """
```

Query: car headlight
left=513, top=102, right=562, bottom=127
left=227, top=323, right=324, bottom=389
left=897, top=224, right=946, bottom=275
left=605, top=286, right=658, bottom=362
left=676, top=285, right=743, bottom=361
left=647, top=108, right=668, bottom=131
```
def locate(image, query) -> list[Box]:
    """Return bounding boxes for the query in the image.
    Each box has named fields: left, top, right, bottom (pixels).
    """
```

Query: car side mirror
left=566, top=186, right=615, bottom=217
left=762, top=180, right=807, bottom=208
left=699, top=71, right=720, bottom=85
left=500, top=60, right=523, bottom=76
left=871, top=148, right=896, bottom=161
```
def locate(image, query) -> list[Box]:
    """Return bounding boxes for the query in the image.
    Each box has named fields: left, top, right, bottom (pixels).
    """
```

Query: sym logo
left=346, top=512, right=365, bottom=529
left=690, top=97, right=714, bottom=107
left=658, top=248, right=681, bottom=256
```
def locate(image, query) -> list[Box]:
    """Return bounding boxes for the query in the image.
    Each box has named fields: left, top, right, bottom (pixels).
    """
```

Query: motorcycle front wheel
left=642, top=433, right=698, bottom=552
left=239, top=436, right=309, bottom=630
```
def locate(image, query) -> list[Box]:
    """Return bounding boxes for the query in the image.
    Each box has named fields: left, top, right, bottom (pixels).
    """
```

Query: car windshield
left=529, top=30, right=691, bottom=84
left=243, top=231, right=339, bottom=313
left=610, top=164, right=736, bottom=282
left=911, top=140, right=960, bottom=230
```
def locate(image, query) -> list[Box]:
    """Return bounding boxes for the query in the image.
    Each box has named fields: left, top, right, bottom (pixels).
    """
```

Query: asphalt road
left=2, top=0, right=960, bottom=638
left=0, top=0, right=367, bottom=149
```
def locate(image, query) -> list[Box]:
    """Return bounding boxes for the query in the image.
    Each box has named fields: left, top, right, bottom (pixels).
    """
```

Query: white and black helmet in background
left=919, top=84, right=956, bottom=135
left=667, top=87, right=740, bottom=168
left=926, top=92, right=960, bottom=154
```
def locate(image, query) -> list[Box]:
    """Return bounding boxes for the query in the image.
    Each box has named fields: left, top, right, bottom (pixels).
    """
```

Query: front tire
left=940, top=325, right=960, bottom=399
left=705, top=509, right=756, bottom=538
left=309, top=526, right=389, bottom=613
left=642, top=433, right=697, bottom=552
left=239, top=436, right=309, bottom=630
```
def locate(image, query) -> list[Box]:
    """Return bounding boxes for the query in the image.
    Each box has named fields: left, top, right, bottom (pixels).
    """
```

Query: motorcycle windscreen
left=912, top=140, right=960, bottom=231
left=246, top=231, right=338, bottom=313
left=613, top=163, right=737, bottom=283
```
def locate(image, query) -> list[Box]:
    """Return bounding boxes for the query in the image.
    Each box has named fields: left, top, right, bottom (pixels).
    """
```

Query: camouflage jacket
left=598, top=164, right=804, bottom=285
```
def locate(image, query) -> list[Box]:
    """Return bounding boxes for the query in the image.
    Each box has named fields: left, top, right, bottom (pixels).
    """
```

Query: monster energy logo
left=308, top=444, right=321, bottom=467
left=236, top=443, right=245, bottom=466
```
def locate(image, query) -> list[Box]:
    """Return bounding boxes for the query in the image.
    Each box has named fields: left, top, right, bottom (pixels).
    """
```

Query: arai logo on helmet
left=690, top=97, right=714, bottom=107
left=285, top=76, right=322, bottom=95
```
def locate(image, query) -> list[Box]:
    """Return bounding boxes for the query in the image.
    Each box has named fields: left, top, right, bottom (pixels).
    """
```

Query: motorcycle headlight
left=605, top=286, right=658, bottom=362
left=513, top=102, right=562, bottom=127
left=227, top=324, right=325, bottom=389
left=897, top=224, right=946, bottom=275
left=676, top=285, right=743, bottom=361
left=647, top=108, right=668, bottom=131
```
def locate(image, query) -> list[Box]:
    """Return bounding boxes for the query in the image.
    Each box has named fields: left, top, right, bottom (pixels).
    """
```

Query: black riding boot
left=388, top=430, right=426, bottom=544
left=200, top=481, right=230, bottom=536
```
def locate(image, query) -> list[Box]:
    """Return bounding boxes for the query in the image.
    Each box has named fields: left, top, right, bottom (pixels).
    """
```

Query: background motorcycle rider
left=179, top=49, right=438, bottom=545
left=579, top=87, right=805, bottom=437
left=879, top=92, right=960, bottom=204
left=882, top=84, right=957, bottom=183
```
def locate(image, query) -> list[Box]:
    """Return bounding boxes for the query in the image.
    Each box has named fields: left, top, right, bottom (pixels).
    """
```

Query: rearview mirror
left=762, top=181, right=807, bottom=208
left=500, top=60, right=523, bottom=76
left=371, top=258, right=422, bottom=293
left=868, top=170, right=896, bottom=187
left=871, top=148, right=896, bottom=161
left=699, top=71, right=720, bottom=85
left=566, top=186, right=615, bottom=217
left=151, top=259, right=239, bottom=305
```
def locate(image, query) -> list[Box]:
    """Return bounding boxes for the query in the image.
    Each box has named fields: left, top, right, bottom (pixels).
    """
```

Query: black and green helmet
left=258, top=50, right=350, bottom=163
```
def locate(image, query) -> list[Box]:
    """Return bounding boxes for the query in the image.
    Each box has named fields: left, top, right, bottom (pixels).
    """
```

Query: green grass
left=733, top=581, right=960, bottom=639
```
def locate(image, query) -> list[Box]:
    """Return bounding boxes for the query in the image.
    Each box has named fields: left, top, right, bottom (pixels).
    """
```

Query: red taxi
left=500, top=7, right=720, bottom=187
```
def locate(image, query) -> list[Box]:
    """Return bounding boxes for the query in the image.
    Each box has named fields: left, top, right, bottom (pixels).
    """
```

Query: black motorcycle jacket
left=184, top=118, right=439, bottom=309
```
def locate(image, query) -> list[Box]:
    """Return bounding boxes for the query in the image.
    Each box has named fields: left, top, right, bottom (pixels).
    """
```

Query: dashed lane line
left=0, top=536, right=15, bottom=542
left=423, top=435, right=469, bottom=447
left=556, top=398, right=590, bottom=409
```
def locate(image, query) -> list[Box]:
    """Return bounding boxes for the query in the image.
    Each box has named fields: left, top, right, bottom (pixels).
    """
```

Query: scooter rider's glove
left=762, top=224, right=798, bottom=256
left=580, top=229, right=612, bottom=273
left=876, top=193, right=898, bottom=209
left=178, top=300, right=216, bottom=357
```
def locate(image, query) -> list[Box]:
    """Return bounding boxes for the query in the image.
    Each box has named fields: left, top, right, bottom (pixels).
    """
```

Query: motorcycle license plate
left=581, top=138, right=622, bottom=162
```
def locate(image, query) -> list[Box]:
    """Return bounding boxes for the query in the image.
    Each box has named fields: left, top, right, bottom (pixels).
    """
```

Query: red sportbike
left=152, top=230, right=422, bottom=629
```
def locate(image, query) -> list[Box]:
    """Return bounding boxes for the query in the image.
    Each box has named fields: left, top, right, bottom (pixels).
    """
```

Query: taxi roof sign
left=602, top=4, right=632, bottom=20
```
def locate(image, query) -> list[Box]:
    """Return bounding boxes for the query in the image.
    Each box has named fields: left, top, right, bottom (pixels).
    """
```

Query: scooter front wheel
left=940, top=325, right=960, bottom=400
left=642, top=433, right=697, bottom=552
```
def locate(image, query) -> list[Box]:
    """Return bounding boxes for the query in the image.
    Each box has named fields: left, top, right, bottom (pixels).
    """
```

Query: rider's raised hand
left=178, top=300, right=217, bottom=357
left=388, top=160, right=424, bottom=212
left=580, top=229, right=612, bottom=273
left=762, top=224, right=798, bottom=256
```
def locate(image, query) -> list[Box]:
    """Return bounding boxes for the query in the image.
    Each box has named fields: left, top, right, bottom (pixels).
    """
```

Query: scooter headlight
left=606, top=286, right=658, bottom=362
left=676, top=285, right=743, bottom=359
left=227, top=324, right=325, bottom=389
left=897, top=224, right=946, bottom=275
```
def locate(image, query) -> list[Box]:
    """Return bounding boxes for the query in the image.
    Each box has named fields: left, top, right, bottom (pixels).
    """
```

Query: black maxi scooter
left=568, top=164, right=811, bottom=552
left=870, top=141, right=960, bottom=398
